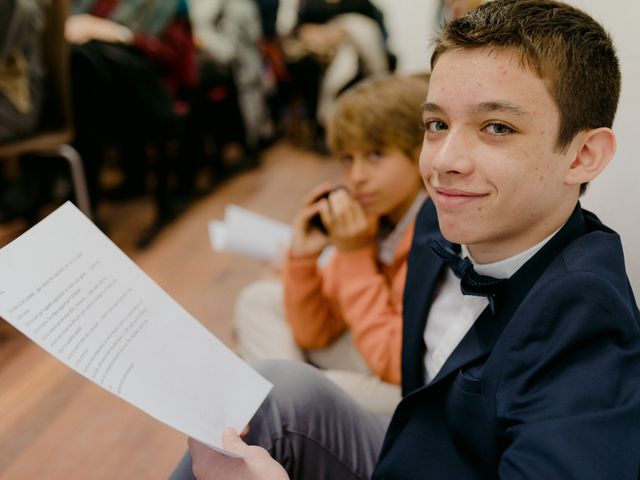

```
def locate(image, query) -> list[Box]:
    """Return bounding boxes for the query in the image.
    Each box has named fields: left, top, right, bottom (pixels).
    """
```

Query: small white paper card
left=0, top=202, right=272, bottom=455
left=208, top=204, right=292, bottom=263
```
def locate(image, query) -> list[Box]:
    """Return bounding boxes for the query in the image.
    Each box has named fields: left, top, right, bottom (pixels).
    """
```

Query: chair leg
left=55, top=144, right=92, bottom=219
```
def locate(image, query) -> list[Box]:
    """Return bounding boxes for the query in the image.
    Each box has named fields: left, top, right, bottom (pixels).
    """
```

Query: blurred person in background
left=188, top=0, right=273, bottom=177
left=0, top=0, right=48, bottom=143
left=65, top=0, right=195, bottom=206
left=275, top=0, right=392, bottom=148
left=233, top=74, right=429, bottom=416
left=0, top=0, right=51, bottom=222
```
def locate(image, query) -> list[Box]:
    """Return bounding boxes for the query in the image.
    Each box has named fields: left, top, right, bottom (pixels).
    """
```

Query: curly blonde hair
left=326, top=74, right=429, bottom=162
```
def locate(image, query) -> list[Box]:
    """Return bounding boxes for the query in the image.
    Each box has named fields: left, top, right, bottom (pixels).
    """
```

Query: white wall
left=377, top=1, right=640, bottom=299
left=372, top=0, right=439, bottom=74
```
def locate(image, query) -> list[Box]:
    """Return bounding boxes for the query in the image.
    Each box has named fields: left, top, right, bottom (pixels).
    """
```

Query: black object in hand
left=308, top=187, right=345, bottom=235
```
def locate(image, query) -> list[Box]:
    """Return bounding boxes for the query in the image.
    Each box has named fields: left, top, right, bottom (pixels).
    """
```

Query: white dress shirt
left=423, top=230, right=560, bottom=383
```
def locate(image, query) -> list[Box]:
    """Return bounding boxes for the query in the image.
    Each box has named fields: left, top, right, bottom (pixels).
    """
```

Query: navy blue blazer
left=372, top=200, right=640, bottom=479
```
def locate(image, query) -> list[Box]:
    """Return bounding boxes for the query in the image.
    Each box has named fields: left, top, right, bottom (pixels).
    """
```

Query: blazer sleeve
left=497, top=271, right=640, bottom=479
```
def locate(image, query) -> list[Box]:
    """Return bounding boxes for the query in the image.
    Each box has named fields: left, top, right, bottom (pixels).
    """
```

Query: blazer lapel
left=401, top=199, right=445, bottom=394
left=428, top=306, right=502, bottom=385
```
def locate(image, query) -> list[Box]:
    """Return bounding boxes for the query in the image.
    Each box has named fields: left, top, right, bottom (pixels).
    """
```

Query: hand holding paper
left=0, top=202, right=271, bottom=455
left=188, top=429, right=288, bottom=480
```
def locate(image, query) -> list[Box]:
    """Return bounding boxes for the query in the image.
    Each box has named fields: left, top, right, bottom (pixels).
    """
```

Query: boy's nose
left=350, top=159, right=369, bottom=184
left=429, top=130, right=474, bottom=176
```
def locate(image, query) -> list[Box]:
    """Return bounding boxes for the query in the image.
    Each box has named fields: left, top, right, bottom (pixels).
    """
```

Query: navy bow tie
left=429, top=239, right=504, bottom=313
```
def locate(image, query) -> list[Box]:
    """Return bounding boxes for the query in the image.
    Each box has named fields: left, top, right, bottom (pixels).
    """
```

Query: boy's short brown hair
left=432, top=0, right=621, bottom=151
left=326, top=74, right=429, bottom=161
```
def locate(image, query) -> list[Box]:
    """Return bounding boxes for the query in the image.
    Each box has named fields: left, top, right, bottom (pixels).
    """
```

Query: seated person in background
left=188, top=0, right=273, bottom=175
left=172, top=1, right=640, bottom=479
left=234, top=74, right=429, bottom=416
left=0, top=0, right=48, bottom=144
left=65, top=0, right=195, bottom=204
left=277, top=0, right=391, bottom=139
left=0, top=0, right=51, bottom=223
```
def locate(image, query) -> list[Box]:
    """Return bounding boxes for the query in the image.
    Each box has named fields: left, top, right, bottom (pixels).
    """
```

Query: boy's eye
left=367, top=150, right=383, bottom=163
left=483, top=122, right=514, bottom=135
left=422, top=120, right=448, bottom=133
left=340, top=155, right=353, bottom=166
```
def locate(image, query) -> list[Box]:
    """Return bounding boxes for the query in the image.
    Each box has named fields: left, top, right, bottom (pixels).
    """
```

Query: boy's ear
left=565, top=127, right=616, bottom=186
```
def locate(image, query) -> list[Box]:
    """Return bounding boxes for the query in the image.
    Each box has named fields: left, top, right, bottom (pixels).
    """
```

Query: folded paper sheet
left=0, top=202, right=272, bottom=455
left=208, top=204, right=335, bottom=269
left=209, top=205, right=293, bottom=263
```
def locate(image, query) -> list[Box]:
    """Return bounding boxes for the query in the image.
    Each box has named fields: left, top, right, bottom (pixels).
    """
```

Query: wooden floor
left=0, top=141, right=342, bottom=479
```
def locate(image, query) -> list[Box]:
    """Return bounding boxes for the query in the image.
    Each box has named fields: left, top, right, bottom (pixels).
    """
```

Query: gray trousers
left=169, top=359, right=389, bottom=480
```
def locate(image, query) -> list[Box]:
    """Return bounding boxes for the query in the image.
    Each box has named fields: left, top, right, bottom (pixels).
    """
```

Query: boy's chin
left=438, top=224, right=475, bottom=246
left=363, top=205, right=382, bottom=217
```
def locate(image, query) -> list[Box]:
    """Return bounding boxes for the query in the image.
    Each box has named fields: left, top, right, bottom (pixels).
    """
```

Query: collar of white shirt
left=423, top=227, right=562, bottom=383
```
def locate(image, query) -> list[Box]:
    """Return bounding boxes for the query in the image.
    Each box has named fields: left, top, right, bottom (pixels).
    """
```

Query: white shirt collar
left=377, top=191, right=425, bottom=265
left=460, top=226, right=563, bottom=280
left=423, top=224, right=565, bottom=383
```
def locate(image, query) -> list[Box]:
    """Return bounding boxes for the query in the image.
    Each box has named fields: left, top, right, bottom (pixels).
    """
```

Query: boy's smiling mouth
left=433, top=187, right=489, bottom=207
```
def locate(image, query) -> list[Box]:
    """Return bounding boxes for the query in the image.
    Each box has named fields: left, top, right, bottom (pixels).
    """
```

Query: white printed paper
left=0, top=202, right=272, bottom=455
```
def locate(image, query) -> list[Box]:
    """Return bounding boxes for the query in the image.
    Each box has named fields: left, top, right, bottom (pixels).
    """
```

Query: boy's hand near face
left=324, top=188, right=377, bottom=251
left=290, top=185, right=376, bottom=257
left=290, top=184, right=377, bottom=258
left=290, top=184, right=334, bottom=258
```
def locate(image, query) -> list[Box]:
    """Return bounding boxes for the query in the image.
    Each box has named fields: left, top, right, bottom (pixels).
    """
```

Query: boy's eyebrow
left=421, top=101, right=530, bottom=116
left=472, top=101, right=530, bottom=116
left=422, top=102, right=443, bottom=114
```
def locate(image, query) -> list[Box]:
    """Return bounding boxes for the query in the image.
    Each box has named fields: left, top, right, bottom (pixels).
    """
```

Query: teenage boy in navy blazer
left=169, top=1, right=640, bottom=479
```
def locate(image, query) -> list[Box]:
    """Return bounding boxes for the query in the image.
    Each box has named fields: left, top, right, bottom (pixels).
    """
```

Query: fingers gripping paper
left=0, top=202, right=272, bottom=455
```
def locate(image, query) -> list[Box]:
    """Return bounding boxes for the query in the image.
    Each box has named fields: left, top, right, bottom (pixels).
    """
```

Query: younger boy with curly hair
left=233, top=74, right=429, bottom=415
